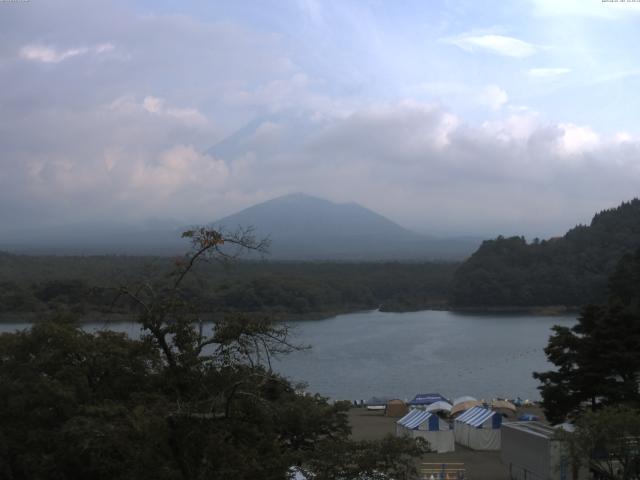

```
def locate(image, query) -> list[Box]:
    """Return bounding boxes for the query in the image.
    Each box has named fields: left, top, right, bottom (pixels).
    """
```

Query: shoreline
left=447, top=305, right=581, bottom=316
left=0, top=304, right=579, bottom=324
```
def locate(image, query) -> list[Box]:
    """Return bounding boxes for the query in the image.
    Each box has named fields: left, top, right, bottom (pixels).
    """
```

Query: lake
left=0, top=309, right=575, bottom=402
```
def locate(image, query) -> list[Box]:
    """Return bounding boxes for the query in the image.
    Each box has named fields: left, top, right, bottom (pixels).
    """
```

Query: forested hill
left=451, top=199, right=640, bottom=307
left=0, top=254, right=457, bottom=319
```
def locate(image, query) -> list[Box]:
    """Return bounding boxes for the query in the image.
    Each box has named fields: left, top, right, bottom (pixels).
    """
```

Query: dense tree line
left=0, top=253, right=457, bottom=319
left=452, top=199, right=640, bottom=307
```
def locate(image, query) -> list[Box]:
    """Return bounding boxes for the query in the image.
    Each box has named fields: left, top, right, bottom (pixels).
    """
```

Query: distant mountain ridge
left=451, top=198, right=640, bottom=307
left=213, top=193, right=479, bottom=260
left=215, top=193, right=418, bottom=239
left=0, top=193, right=480, bottom=259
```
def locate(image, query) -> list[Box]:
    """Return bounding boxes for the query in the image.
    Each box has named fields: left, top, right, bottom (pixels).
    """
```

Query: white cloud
left=3, top=1, right=640, bottom=237
left=165, top=108, right=208, bottom=127
left=615, top=132, right=634, bottom=143
left=414, top=82, right=509, bottom=111
left=299, top=103, right=640, bottom=235
left=20, top=45, right=88, bottom=63
left=555, top=123, right=600, bottom=156
left=528, top=67, right=571, bottom=77
left=143, top=96, right=164, bottom=114
left=129, top=145, right=229, bottom=199
left=482, top=113, right=539, bottom=141
left=5, top=96, right=640, bottom=236
left=478, top=85, right=508, bottom=110
left=442, top=34, right=537, bottom=58
left=111, top=95, right=208, bottom=127
left=19, top=43, right=114, bottom=63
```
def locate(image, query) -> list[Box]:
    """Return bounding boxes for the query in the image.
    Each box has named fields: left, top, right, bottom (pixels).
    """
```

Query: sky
left=1, top=0, right=640, bottom=238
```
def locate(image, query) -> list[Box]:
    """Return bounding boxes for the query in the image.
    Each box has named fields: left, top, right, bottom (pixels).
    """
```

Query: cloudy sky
left=2, top=0, right=640, bottom=238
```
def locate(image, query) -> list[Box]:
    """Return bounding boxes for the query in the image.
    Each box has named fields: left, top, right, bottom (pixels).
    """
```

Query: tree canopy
left=0, top=252, right=457, bottom=320
left=534, top=248, right=640, bottom=424
left=452, top=199, right=640, bottom=307
left=0, top=228, right=427, bottom=480
left=556, top=406, right=640, bottom=480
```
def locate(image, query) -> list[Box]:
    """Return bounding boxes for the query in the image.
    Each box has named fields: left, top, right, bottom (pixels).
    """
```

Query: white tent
left=454, top=406, right=501, bottom=450
left=396, top=409, right=455, bottom=453
left=425, top=400, right=452, bottom=414
left=452, top=395, right=476, bottom=405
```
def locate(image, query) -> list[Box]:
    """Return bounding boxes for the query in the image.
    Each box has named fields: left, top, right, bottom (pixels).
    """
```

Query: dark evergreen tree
left=534, top=248, right=640, bottom=423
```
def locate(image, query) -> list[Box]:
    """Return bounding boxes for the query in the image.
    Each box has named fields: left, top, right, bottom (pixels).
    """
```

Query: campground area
left=348, top=406, right=545, bottom=480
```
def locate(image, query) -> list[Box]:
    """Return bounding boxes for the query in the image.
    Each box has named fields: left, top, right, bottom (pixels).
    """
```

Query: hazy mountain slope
left=215, top=193, right=417, bottom=239
left=214, top=193, right=478, bottom=260
left=0, top=221, right=187, bottom=255
left=206, top=111, right=315, bottom=161
left=0, top=192, right=480, bottom=259
left=451, top=199, right=640, bottom=307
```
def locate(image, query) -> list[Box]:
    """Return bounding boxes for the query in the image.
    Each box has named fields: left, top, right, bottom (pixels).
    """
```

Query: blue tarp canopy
left=408, top=393, right=448, bottom=406
left=517, top=413, right=540, bottom=421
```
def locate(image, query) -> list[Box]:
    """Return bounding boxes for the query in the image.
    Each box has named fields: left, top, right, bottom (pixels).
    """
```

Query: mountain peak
left=212, top=194, right=479, bottom=260
left=267, top=192, right=326, bottom=204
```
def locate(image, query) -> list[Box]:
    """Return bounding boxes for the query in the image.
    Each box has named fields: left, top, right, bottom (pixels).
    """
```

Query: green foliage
left=557, top=406, right=640, bottom=480
left=534, top=248, right=640, bottom=423
left=0, top=316, right=169, bottom=480
left=0, top=255, right=457, bottom=318
left=0, top=229, right=427, bottom=479
left=0, top=318, right=426, bottom=479
left=452, top=199, right=640, bottom=307
left=302, top=435, right=429, bottom=480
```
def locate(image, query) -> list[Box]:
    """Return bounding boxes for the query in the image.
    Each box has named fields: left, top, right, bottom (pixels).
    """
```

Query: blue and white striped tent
left=454, top=406, right=501, bottom=450
left=456, top=406, right=502, bottom=428
left=396, top=409, right=455, bottom=453
left=397, top=409, right=439, bottom=430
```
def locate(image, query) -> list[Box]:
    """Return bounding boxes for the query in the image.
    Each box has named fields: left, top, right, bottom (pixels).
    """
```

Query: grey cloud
left=1, top=1, right=639, bottom=240
left=290, top=105, right=640, bottom=236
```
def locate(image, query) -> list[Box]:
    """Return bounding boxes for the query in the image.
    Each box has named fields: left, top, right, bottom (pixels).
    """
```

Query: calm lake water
left=0, top=309, right=575, bottom=402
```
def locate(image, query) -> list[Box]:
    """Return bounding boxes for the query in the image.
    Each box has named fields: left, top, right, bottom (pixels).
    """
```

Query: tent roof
left=491, top=400, right=517, bottom=412
left=453, top=395, right=477, bottom=405
left=451, top=400, right=482, bottom=416
left=387, top=399, right=406, bottom=405
left=455, top=406, right=500, bottom=428
left=408, top=393, right=448, bottom=405
left=426, top=400, right=453, bottom=413
left=397, top=409, right=438, bottom=430
left=502, top=421, right=573, bottom=438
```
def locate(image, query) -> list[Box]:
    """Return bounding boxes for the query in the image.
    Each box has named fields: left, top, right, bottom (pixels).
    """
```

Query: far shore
left=446, top=305, right=581, bottom=316
left=0, top=304, right=579, bottom=324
